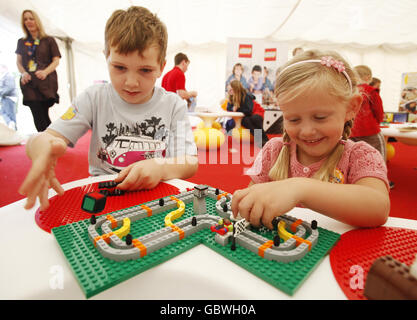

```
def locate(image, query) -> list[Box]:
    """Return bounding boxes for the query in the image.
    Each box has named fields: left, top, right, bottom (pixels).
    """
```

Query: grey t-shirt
left=49, top=83, right=197, bottom=175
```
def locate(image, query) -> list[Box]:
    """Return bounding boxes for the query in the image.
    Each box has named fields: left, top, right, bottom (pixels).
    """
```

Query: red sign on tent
left=264, top=48, right=277, bottom=61
left=238, top=44, right=252, bottom=58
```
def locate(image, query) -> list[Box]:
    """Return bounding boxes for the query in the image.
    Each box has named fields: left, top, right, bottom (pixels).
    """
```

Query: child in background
left=350, top=65, right=386, bottom=159
left=248, top=65, right=264, bottom=95
left=232, top=50, right=390, bottom=228
left=19, top=6, right=198, bottom=210
left=370, top=77, right=381, bottom=90
left=226, top=80, right=269, bottom=147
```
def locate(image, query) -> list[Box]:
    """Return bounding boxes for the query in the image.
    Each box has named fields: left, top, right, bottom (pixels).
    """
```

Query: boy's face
left=252, top=71, right=261, bottom=81
left=107, top=45, right=165, bottom=104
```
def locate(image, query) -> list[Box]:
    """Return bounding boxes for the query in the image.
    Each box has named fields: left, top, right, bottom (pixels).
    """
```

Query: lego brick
left=364, top=255, right=417, bottom=300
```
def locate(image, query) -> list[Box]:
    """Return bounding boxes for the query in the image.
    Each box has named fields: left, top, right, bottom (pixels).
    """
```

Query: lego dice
left=82, top=191, right=107, bottom=213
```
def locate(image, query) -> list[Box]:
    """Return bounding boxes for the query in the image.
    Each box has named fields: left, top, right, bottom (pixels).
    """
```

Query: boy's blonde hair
left=104, top=6, right=167, bottom=66
left=21, top=10, right=47, bottom=39
left=269, top=49, right=359, bottom=183
left=354, top=65, right=372, bottom=83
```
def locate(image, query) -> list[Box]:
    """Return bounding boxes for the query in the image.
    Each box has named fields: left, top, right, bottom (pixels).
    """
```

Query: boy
left=248, top=65, right=263, bottom=95
left=19, top=6, right=198, bottom=210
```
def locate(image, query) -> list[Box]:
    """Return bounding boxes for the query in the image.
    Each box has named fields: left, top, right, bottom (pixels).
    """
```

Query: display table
left=380, top=123, right=417, bottom=146
left=1, top=175, right=416, bottom=300
left=189, top=111, right=244, bottom=128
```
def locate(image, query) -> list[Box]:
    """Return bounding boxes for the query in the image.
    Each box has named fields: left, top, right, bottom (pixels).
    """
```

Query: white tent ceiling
left=1, top=0, right=417, bottom=119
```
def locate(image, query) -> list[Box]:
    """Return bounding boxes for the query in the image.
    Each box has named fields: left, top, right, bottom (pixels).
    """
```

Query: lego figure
left=210, top=218, right=233, bottom=236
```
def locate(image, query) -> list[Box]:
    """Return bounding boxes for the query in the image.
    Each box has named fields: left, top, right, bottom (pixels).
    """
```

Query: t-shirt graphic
left=97, top=116, right=168, bottom=173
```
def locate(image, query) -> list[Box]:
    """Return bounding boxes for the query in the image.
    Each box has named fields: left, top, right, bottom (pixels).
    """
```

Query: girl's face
left=234, top=66, right=243, bottom=77
left=279, top=87, right=358, bottom=166
left=23, top=12, right=38, bottom=35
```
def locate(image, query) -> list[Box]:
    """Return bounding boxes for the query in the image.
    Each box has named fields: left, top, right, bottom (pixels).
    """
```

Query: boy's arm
left=19, top=129, right=70, bottom=210
left=115, top=155, right=198, bottom=191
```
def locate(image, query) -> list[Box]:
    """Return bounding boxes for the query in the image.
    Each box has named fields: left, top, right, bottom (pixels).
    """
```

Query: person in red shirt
left=161, top=53, right=197, bottom=109
left=350, top=65, right=385, bottom=159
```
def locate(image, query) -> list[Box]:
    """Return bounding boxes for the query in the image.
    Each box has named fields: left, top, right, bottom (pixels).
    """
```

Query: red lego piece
left=329, top=226, right=417, bottom=300
left=35, top=182, right=180, bottom=233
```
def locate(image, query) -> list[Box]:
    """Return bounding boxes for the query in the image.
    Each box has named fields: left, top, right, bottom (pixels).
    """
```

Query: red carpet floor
left=1, top=132, right=416, bottom=221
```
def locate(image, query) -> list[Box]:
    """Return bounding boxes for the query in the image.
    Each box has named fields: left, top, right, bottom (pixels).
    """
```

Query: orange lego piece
left=258, top=240, right=274, bottom=258
left=290, top=219, right=303, bottom=233
left=93, top=232, right=115, bottom=246
left=132, top=239, right=147, bottom=257
left=217, top=192, right=229, bottom=200
left=140, top=204, right=152, bottom=217
left=293, top=235, right=312, bottom=251
left=170, top=225, right=185, bottom=240
left=106, top=215, right=118, bottom=229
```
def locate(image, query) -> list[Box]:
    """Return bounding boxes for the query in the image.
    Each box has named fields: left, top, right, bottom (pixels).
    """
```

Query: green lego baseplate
left=52, top=189, right=340, bottom=298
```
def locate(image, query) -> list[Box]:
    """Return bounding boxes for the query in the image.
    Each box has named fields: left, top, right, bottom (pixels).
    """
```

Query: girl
left=226, top=80, right=269, bottom=147
left=231, top=50, right=390, bottom=228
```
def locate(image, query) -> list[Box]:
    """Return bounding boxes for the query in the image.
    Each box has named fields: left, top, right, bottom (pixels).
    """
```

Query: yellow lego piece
left=278, top=220, right=293, bottom=242
left=113, top=218, right=131, bottom=239
left=165, top=198, right=185, bottom=227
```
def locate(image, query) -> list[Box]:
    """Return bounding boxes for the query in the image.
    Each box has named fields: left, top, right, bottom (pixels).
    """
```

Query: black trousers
left=241, top=114, right=269, bottom=147
left=27, top=101, right=52, bottom=132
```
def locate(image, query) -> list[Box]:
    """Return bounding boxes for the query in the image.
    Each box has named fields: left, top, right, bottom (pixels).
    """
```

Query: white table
left=1, top=174, right=416, bottom=300
left=189, top=111, right=244, bottom=128
left=381, top=123, right=417, bottom=146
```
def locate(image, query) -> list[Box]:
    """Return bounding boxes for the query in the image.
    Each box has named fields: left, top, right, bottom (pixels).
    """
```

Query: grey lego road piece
left=87, top=186, right=319, bottom=263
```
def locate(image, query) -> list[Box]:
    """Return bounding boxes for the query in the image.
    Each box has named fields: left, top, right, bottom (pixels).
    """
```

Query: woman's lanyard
left=24, top=38, right=40, bottom=72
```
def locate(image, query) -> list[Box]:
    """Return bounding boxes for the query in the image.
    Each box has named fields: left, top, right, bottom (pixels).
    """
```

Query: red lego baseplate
left=329, top=226, right=417, bottom=300
left=34, top=181, right=180, bottom=233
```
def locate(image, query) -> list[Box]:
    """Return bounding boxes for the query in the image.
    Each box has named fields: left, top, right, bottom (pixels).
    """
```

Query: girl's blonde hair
left=229, top=80, right=247, bottom=109
left=21, top=10, right=47, bottom=39
left=104, top=6, right=168, bottom=67
left=269, top=49, right=359, bottom=183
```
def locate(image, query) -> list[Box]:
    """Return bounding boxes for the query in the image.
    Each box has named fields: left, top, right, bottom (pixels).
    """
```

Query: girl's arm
left=232, top=177, right=389, bottom=228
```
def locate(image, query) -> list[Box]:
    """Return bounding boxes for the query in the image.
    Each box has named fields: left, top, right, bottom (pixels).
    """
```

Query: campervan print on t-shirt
left=97, top=116, right=169, bottom=173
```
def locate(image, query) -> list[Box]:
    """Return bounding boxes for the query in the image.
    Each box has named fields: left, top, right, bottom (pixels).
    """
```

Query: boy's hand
left=19, top=134, right=67, bottom=210
left=115, top=159, right=164, bottom=191
left=231, top=180, right=301, bottom=229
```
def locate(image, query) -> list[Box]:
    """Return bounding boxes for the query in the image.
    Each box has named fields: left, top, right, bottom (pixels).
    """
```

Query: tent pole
left=56, top=36, right=76, bottom=102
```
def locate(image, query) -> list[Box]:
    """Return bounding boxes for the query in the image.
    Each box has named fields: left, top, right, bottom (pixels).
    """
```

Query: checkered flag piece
left=234, top=218, right=248, bottom=237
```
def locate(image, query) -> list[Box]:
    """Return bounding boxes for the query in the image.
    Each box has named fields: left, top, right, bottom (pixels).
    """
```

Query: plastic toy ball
left=232, top=126, right=252, bottom=143
left=211, top=121, right=222, bottom=130
left=196, top=121, right=205, bottom=129
left=386, top=143, right=395, bottom=161
left=193, top=127, right=225, bottom=149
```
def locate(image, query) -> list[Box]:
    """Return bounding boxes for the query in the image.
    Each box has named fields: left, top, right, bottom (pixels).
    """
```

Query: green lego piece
left=82, top=197, right=95, bottom=212
left=52, top=191, right=340, bottom=298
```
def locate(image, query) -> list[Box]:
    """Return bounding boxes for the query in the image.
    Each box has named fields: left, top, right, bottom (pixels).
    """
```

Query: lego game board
left=52, top=184, right=340, bottom=298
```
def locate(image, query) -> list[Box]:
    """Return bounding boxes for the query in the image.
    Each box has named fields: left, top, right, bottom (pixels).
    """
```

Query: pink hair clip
left=320, top=56, right=346, bottom=73
left=283, top=142, right=291, bottom=146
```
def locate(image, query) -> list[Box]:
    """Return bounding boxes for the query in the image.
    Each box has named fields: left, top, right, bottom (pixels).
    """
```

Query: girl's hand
left=115, top=159, right=163, bottom=191
left=35, top=69, right=47, bottom=80
left=231, top=180, right=302, bottom=229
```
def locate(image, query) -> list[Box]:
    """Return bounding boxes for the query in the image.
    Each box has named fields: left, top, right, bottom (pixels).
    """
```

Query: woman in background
left=15, top=9, right=61, bottom=132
